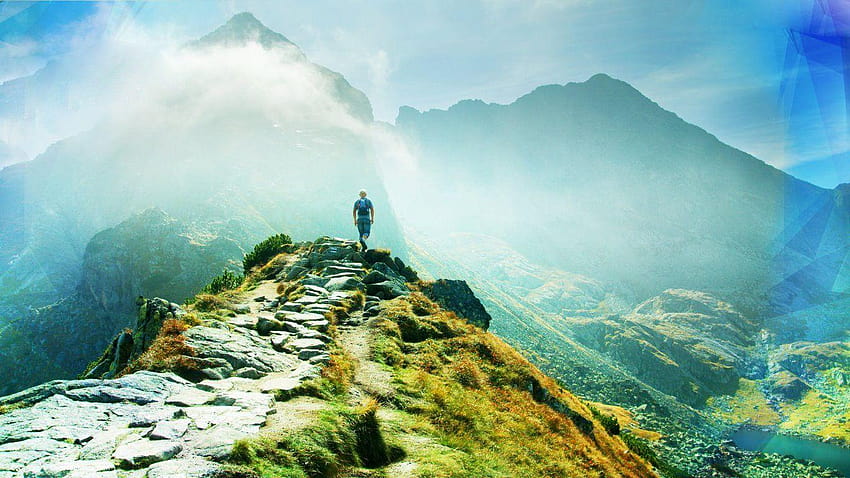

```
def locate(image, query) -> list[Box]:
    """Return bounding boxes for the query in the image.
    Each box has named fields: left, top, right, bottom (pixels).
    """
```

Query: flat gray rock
left=112, top=439, right=182, bottom=468
left=259, top=376, right=302, bottom=394
left=0, top=438, right=75, bottom=475
left=286, top=312, right=326, bottom=323
left=279, top=302, right=302, bottom=312
left=146, top=457, right=220, bottom=478
left=324, top=276, right=364, bottom=292
left=285, top=338, right=326, bottom=352
left=294, top=295, right=320, bottom=305
left=165, top=389, right=215, bottom=407
left=186, top=424, right=253, bottom=459
left=302, top=285, right=330, bottom=295
left=304, top=319, right=330, bottom=332
left=21, top=459, right=116, bottom=478
left=150, top=418, right=191, bottom=440
left=227, top=315, right=256, bottom=330
left=183, top=326, right=299, bottom=373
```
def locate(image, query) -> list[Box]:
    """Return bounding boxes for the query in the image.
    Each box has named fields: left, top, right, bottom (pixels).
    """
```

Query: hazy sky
left=0, top=0, right=847, bottom=187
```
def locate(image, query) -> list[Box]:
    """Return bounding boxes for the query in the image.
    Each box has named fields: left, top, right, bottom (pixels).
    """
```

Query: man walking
left=353, top=189, right=374, bottom=251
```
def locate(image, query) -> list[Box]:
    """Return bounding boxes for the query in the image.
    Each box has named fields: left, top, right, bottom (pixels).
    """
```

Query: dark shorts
left=357, top=217, right=371, bottom=238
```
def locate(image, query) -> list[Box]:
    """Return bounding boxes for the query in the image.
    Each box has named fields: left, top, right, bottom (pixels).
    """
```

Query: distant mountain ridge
left=395, top=73, right=849, bottom=331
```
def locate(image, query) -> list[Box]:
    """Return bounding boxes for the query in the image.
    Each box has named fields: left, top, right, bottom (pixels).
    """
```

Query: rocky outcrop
left=422, top=279, right=492, bottom=330
left=567, top=289, right=758, bottom=405
left=0, top=371, right=272, bottom=477
left=85, top=297, right=186, bottom=379
left=0, top=209, right=245, bottom=396
left=0, top=237, right=369, bottom=476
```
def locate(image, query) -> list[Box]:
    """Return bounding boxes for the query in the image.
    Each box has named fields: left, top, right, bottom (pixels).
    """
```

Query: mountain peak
left=192, top=11, right=297, bottom=50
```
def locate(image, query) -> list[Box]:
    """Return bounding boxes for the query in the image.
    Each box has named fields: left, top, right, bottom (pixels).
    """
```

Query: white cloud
left=367, top=49, right=392, bottom=89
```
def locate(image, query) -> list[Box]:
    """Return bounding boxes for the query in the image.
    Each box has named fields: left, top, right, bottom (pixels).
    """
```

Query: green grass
left=223, top=401, right=402, bottom=478
left=201, top=268, right=244, bottom=295
left=243, top=233, right=293, bottom=275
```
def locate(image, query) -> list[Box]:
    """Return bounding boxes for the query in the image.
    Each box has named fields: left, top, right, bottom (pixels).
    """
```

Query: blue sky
left=0, top=0, right=847, bottom=188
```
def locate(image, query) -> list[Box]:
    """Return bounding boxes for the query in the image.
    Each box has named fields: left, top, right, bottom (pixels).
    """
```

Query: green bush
left=621, top=432, right=690, bottom=478
left=243, top=233, right=293, bottom=275
left=201, top=269, right=244, bottom=295
left=589, top=405, right=620, bottom=435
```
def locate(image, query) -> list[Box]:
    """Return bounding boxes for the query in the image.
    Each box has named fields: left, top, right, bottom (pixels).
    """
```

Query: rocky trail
left=0, top=237, right=417, bottom=478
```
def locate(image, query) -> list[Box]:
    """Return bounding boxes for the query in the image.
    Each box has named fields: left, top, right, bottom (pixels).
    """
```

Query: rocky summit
left=0, top=236, right=653, bottom=478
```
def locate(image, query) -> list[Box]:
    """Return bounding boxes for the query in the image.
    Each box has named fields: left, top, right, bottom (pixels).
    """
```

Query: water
left=732, top=428, right=850, bottom=476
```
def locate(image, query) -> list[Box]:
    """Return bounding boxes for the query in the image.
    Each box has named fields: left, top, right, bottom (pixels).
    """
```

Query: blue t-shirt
left=354, top=198, right=373, bottom=218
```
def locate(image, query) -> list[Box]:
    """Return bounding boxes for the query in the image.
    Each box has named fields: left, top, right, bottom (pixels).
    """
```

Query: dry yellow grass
left=371, top=295, right=657, bottom=478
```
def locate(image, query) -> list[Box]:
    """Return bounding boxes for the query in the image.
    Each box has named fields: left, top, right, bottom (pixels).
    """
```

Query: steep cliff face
left=0, top=236, right=657, bottom=478
left=0, top=208, right=244, bottom=396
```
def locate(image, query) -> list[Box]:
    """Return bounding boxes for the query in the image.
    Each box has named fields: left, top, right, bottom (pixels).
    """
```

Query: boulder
left=256, top=317, right=284, bottom=336
left=234, top=367, right=263, bottom=379
left=422, top=279, right=492, bottom=330
left=298, top=349, right=326, bottom=360
left=259, top=376, right=302, bottom=394
left=302, top=285, right=330, bottom=296
left=372, top=262, right=405, bottom=282
left=364, top=249, right=396, bottom=269
left=304, top=319, right=330, bottom=332
left=283, top=265, right=308, bottom=281
left=366, top=280, right=408, bottom=300
left=362, top=270, right=389, bottom=285
left=270, top=332, right=293, bottom=351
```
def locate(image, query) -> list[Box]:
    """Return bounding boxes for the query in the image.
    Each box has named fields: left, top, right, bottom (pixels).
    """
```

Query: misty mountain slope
left=0, top=139, right=26, bottom=169
left=0, top=208, right=245, bottom=395
left=404, top=231, right=848, bottom=476
left=393, top=74, right=846, bottom=319
left=0, top=12, right=405, bottom=325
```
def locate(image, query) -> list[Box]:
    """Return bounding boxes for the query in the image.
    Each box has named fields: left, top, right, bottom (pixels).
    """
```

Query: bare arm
left=370, top=206, right=375, bottom=223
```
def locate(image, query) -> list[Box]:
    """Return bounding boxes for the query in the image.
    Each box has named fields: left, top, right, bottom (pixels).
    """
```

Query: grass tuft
left=122, top=319, right=197, bottom=377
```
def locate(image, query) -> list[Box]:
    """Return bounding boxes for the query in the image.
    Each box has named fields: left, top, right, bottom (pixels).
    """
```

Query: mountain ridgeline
left=394, top=74, right=850, bottom=327
left=0, top=236, right=658, bottom=478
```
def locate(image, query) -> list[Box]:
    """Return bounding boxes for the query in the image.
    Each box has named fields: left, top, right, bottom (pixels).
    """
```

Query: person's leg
left=358, top=218, right=371, bottom=251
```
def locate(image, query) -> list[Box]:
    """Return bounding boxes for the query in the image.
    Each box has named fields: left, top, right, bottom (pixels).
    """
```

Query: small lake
left=732, top=429, right=850, bottom=476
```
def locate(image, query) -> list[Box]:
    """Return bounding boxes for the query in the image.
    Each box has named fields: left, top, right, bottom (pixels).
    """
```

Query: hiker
left=353, top=189, right=375, bottom=251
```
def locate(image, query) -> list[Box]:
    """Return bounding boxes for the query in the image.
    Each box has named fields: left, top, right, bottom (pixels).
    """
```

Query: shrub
left=243, top=233, right=293, bottom=275
left=201, top=269, right=244, bottom=295
left=589, top=405, right=621, bottom=435
left=621, top=432, right=689, bottom=478
left=123, top=319, right=197, bottom=376
left=194, top=294, right=229, bottom=312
